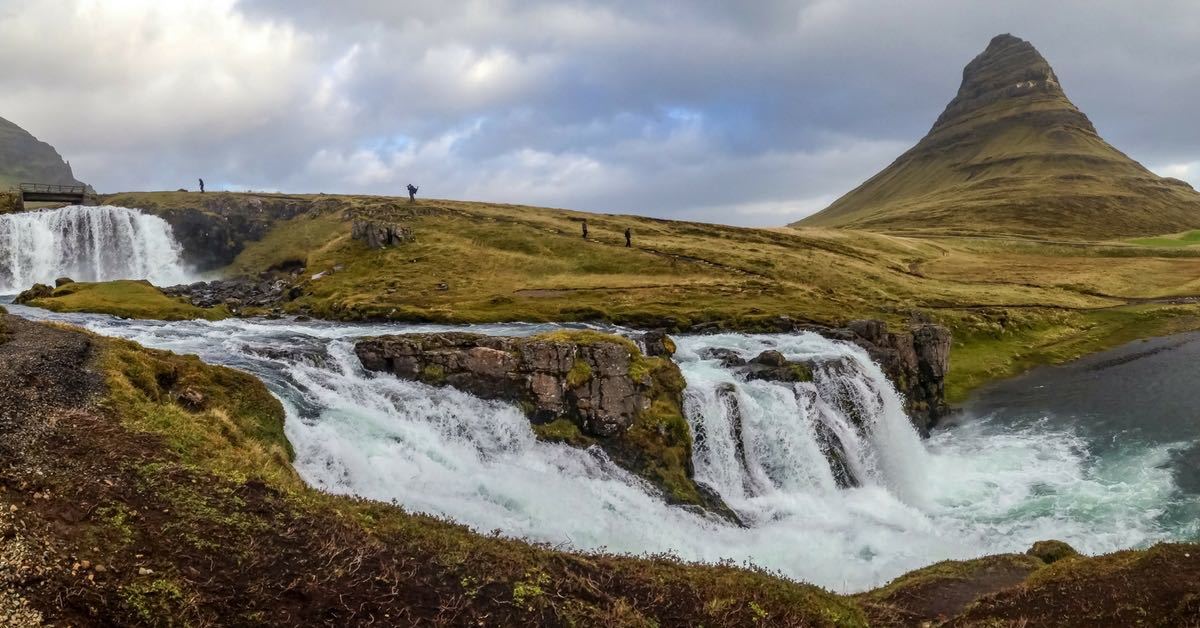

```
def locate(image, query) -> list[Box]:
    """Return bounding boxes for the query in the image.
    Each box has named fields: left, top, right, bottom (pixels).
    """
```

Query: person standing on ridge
left=198, top=178, right=205, bottom=193
left=624, top=227, right=632, bottom=248
left=582, top=219, right=588, bottom=239
left=407, top=183, right=419, bottom=202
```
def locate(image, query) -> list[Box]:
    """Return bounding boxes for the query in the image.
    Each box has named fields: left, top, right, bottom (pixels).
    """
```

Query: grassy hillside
left=0, top=116, right=84, bottom=188
left=799, top=34, right=1200, bottom=239
left=97, top=190, right=1200, bottom=403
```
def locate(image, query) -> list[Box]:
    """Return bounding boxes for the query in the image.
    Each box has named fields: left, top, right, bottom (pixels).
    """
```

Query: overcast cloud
left=0, top=0, right=1197, bottom=225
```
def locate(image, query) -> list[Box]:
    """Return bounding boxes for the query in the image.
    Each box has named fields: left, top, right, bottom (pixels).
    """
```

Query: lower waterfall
left=0, top=204, right=193, bottom=293
left=1, top=307, right=1190, bottom=592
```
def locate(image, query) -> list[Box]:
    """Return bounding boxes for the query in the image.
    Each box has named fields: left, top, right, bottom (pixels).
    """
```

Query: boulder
left=163, top=278, right=296, bottom=310
left=744, top=350, right=814, bottom=383
left=639, top=330, right=676, bottom=358
left=14, top=283, right=53, bottom=304
left=351, top=219, right=414, bottom=249
left=54, top=277, right=74, bottom=288
left=699, top=347, right=746, bottom=368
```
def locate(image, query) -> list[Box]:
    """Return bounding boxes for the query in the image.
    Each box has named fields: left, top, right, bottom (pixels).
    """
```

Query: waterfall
left=0, top=205, right=193, bottom=293
left=1, top=307, right=1186, bottom=592
left=676, top=333, right=931, bottom=518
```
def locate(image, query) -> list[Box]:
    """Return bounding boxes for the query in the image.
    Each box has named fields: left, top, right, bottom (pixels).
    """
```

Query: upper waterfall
left=0, top=205, right=193, bottom=293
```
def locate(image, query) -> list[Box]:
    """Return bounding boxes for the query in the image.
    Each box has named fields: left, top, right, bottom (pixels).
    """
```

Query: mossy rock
left=1027, top=539, right=1080, bottom=564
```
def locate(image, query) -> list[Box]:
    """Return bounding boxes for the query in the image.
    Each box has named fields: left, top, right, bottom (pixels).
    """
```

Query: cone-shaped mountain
left=798, top=34, right=1200, bottom=238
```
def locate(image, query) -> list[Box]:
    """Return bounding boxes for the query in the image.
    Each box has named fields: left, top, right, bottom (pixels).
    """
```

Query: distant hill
left=0, top=115, right=85, bottom=188
left=797, top=34, right=1200, bottom=239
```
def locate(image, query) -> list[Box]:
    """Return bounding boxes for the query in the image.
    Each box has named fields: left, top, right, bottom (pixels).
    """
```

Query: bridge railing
left=19, top=183, right=89, bottom=195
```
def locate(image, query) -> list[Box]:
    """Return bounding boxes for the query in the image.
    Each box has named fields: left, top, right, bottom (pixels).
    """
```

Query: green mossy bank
left=18, top=280, right=230, bottom=321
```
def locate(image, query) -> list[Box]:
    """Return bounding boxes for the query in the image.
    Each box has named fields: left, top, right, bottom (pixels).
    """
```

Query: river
left=4, top=300, right=1196, bottom=593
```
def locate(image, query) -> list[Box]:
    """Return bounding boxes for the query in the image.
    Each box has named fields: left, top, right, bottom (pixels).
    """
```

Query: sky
left=0, top=0, right=1198, bottom=226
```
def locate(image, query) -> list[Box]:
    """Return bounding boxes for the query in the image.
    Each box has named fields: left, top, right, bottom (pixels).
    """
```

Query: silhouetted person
left=582, top=219, right=588, bottom=239
left=624, top=227, right=632, bottom=248
left=407, top=183, right=419, bottom=202
left=198, top=178, right=205, bottom=193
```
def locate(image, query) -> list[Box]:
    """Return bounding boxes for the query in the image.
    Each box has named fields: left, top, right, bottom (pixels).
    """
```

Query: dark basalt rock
left=14, top=283, right=53, bottom=304
left=638, top=330, right=676, bottom=358
left=744, top=350, right=814, bottom=384
left=163, top=278, right=297, bottom=311
left=843, top=319, right=951, bottom=435
left=699, top=347, right=746, bottom=368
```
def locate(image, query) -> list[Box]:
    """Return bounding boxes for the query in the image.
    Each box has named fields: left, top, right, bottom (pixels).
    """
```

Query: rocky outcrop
left=839, top=319, right=951, bottom=434
left=356, top=332, right=654, bottom=437
left=13, top=283, right=52, bottom=304
left=107, top=194, right=318, bottom=271
left=351, top=219, right=413, bottom=249
left=163, top=278, right=300, bottom=312
left=355, top=330, right=736, bottom=520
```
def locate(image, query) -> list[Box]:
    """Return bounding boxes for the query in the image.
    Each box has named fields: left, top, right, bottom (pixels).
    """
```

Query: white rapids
left=0, top=205, right=193, bottom=292
left=2, top=308, right=1191, bottom=592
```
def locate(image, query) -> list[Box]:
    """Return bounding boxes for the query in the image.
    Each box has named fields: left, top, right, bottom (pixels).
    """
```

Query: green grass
left=27, top=280, right=231, bottom=321
left=1128, top=229, right=1200, bottom=247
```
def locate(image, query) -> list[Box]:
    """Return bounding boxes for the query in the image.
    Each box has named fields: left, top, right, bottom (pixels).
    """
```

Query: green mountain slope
left=797, top=34, right=1200, bottom=239
left=0, top=115, right=84, bottom=188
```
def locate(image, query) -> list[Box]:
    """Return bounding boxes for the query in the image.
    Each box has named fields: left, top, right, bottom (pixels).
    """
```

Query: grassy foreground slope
left=102, top=190, right=1200, bottom=402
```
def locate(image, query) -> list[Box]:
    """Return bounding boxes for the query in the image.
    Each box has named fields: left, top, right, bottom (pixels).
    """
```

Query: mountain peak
left=797, top=35, right=1200, bottom=239
left=930, top=34, right=1077, bottom=134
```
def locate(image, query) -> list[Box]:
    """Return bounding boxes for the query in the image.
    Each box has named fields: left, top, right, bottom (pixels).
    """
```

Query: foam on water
left=0, top=205, right=193, bottom=292
left=4, top=306, right=1194, bottom=592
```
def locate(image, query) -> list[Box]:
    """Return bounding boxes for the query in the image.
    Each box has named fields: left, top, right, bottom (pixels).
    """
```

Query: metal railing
left=19, top=182, right=89, bottom=195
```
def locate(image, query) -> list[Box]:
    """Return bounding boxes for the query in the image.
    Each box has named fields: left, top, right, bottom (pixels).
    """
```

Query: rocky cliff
left=799, top=34, right=1200, bottom=238
left=840, top=320, right=951, bottom=434
left=0, top=116, right=85, bottom=188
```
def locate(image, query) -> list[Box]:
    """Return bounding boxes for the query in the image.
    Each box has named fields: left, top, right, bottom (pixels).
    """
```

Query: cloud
left=0, top=0, right=1198, bottom=224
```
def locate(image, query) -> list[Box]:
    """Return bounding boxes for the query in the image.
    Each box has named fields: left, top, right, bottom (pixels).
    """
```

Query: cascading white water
left=0, top=205, right=193, bottom=293
left=678, top=334, right=931, bottom=517
left=2, top=307, right=1193, bottom=592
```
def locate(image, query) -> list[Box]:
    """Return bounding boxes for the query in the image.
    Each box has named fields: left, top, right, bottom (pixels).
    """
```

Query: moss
left=97, top=336, right=296, bottom=487
left=512, top=569, right=550, bottom=611
left=600, top=356, right=702, bottom=506
left=533, top=418, right=594, bottom=448
left=566, top=358, right=593, bottom=387
left=789, top=362, right=814, bottom=382
left=421, top=363, right=447, bottom=384
left=25, top=280, right=230, bottom=321
left=1027, top=540, right=1080, bottom=565
left=121, top=577, right=187, bottom=626
left=862, top=553, right=1045, bottom=603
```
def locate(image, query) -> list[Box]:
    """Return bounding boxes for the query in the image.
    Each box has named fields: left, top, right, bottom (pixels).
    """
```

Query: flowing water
left=0, top=205, right=193, bottom=292
left=4, top=304, right=1196, bottom=592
